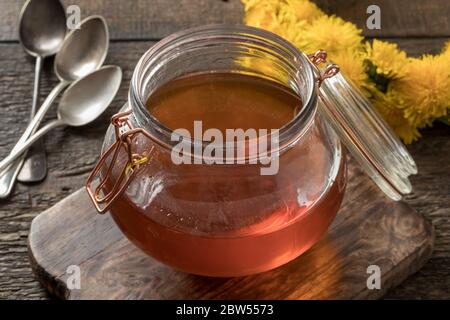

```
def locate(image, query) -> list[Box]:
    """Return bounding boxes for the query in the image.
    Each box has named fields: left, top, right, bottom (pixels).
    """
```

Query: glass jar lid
left=308, top=51, right=417, bottom=201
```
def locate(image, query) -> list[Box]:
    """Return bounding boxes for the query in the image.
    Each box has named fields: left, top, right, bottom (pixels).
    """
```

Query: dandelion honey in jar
left=87, top=26, right=416, bottom=277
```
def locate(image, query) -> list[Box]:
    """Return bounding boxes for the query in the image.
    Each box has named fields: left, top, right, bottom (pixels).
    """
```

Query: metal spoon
left=0, top=15, right=109, bottom=198
left=0, top=0, right=66, bottom=194
left=0, top=66, right=122, bottom=173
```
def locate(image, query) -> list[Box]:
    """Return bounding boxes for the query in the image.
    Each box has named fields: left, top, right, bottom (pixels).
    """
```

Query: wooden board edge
left=356, top=215, right=435, bottom=299
left=28, top=237, right=70, bottom=299
left=27, top=189, right=88, bottom=299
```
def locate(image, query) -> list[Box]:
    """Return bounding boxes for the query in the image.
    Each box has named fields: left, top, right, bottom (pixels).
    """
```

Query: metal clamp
left=307, top=50, right=340, bottom=87
left=86, top=109, right=153, bottom=213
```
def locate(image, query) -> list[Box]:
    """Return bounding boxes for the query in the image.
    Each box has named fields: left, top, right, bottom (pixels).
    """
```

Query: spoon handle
left=0, top=162, right=25, bottom=199
left=0, top=81, right=67, bottom=198
left=18, top=56, right=48, bottom=183
left=31, top=56, right=43, bottom=117
left=0, top=57, right=48, bottom=198
left=16, top=81, right=68, bottom=147
left=0, top=120, right=64, bottom=173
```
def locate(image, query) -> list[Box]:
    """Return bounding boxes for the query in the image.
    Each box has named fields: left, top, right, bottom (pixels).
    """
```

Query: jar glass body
left=101, top=26, right=347, bottom=277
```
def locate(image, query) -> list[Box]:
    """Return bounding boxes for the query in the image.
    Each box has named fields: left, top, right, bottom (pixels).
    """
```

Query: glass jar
left=87, top=25, right=415, bottom=277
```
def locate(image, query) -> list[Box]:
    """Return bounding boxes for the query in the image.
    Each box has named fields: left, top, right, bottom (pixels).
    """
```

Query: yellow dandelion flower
left=279, top=0, right=325, bottom=23
left=283, top=23, right=309, bottom=46
left=331, top=50, right=370, bottom=90
left=243, top=0, right=281, bottom=30
left=393, top=55, right=450, bottom=128
left=241, top=0, right=450, bottom=143
left=298, top=15, right=364, bottom=57
left=242, top=0, right=307, bottom=44
left=372, top=91, right=421, bottom=144
left=365, top=40, right=408, bottom=78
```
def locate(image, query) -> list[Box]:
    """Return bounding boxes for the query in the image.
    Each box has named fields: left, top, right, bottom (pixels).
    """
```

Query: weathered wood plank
left=0, top=0, right=450, bottom=41
left=0, top=38, right=449, bottom=299
left=0, top=0, right=244, bottom=42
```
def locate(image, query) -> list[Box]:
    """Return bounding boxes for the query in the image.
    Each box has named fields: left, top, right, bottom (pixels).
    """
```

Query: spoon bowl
left=55, top=16, right=109, bottom=82
left=58, top=66, right=123, bottom=126
left=19, top=0, right=66, bottom=57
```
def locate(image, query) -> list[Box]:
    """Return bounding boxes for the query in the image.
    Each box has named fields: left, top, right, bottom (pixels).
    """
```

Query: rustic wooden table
left=0, top=0, right=449, bottom=299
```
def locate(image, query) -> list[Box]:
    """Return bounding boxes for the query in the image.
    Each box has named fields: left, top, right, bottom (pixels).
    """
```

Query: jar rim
left=129, top=24, right=318, bottom=156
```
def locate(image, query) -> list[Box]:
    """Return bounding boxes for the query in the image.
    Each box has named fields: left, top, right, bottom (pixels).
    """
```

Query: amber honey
left=108, top=73, right=346, bottom=277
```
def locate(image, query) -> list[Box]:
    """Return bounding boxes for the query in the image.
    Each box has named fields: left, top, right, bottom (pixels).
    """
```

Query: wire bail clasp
left=86, top=109, right=152, bottom=214
left=307, top=50, right=340, bottom=87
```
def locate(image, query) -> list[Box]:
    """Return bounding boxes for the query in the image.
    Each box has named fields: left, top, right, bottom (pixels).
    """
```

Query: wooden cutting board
left=28, top=161, right=434, bottom=300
